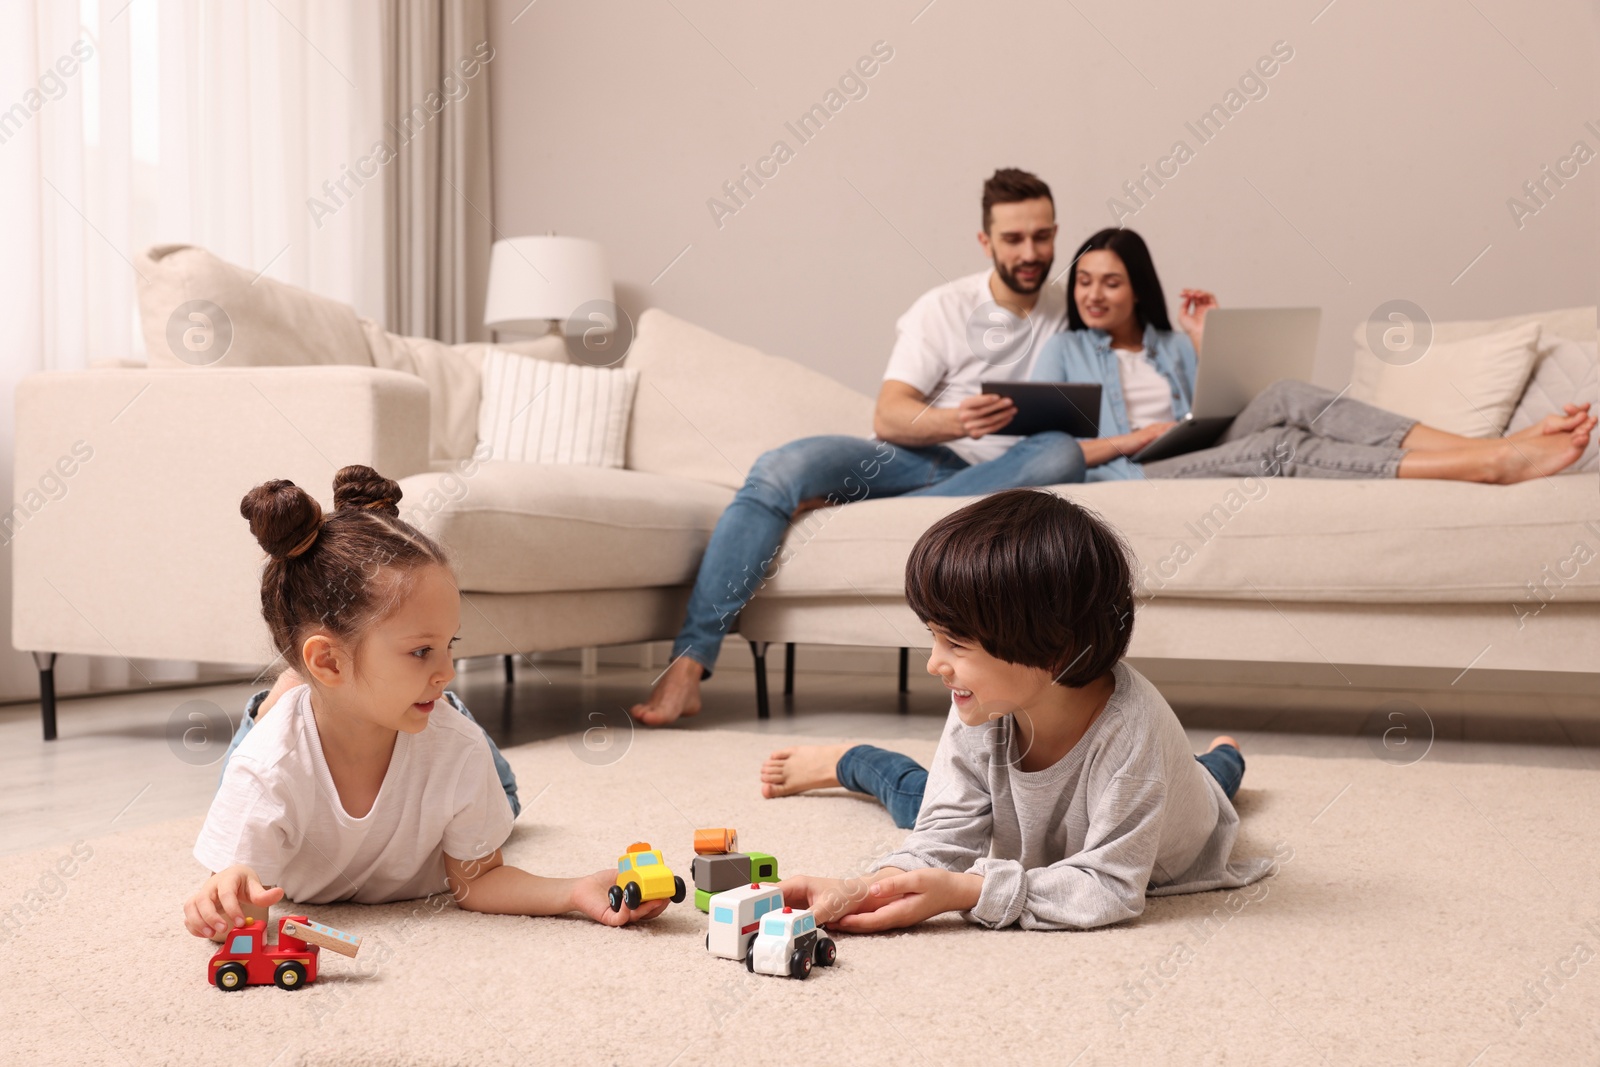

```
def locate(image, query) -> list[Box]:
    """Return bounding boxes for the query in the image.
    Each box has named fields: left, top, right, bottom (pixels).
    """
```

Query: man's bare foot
left=1492, top=424, right=1594, bottom=483
left=1208, top=735, right=1240, bottom=753
left=628, top=654, right=704, bottom=726
left=1508, top=403, right=1592, bottom=440
left=760, top=743, right=852, bottom=798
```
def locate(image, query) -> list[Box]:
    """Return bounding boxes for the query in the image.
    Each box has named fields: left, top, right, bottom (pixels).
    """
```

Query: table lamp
left=483, top=236, right=613, bottom=335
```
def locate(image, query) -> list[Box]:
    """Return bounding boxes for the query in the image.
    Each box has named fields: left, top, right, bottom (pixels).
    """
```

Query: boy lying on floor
left=777, top=488, right=1275, bottom=932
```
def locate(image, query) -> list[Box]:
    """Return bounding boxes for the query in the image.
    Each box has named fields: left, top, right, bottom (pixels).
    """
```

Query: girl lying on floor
left=183, top=465, right=666, bottom=941
left=775, top=489, right=1276, bottom=932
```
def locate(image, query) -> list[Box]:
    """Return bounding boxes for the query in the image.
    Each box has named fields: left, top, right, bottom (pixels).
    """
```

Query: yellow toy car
left=607, top=841, right=687, bottom=911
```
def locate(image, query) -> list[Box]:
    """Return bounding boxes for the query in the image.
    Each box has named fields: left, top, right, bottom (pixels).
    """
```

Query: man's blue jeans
left=671, top=432, right=1086, bottom=673
left=837, top=742, right=1246, bottom=830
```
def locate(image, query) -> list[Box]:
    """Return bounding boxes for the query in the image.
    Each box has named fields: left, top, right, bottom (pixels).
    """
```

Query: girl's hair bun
left=239, top=479, right=323, bottom=560
left=332, top=464, right=402, bottom=518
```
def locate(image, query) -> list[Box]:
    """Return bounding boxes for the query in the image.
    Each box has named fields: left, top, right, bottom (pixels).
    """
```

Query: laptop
left=1131, top=307, right=1321, bottom=463
left=980, top=382, right=1101, bottom=438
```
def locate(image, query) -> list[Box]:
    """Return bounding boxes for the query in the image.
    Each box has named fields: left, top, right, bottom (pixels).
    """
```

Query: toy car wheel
left=274, top=961, right=308, bottom=990
left=788, top=948, right=812, bottom=980
left=214, top=963, right=248, bottom=991
left=671, top=875, right=686, bottom=904
left=607, top=885, right=624, bottom=912
left=815, top=936, right=837, bottom=967
left=745, top=952, right=755, bottom=973
left=623, top=881, right=643, bottom=910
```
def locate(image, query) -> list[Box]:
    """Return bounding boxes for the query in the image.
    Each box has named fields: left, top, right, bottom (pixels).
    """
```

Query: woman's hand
left=1119, top=421, right=1176, bottom=457
left=1177, top=288, right=1218, bottom=352
left=183, top=865, right=284, bottom=939
left=829, top=868, right=984, bottom=934
left=569, top=868, right=670, bottom=927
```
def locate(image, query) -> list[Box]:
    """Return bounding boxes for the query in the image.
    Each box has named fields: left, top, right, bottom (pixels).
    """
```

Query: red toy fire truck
left=206, top=914, right=362, bottom=991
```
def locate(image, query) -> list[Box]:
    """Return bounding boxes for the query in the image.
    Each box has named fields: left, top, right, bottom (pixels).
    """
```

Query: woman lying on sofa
left=1040, top=226, right=1594, bottom=485
left=758, top=226, right=1596, bottom=826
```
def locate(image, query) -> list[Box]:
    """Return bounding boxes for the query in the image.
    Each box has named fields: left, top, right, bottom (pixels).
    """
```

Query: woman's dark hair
left=904, top=488, right=1135, bottom=688
left=239, top=465, right=451, bottom=669
left=1065, top=227, right=1173, bottom=332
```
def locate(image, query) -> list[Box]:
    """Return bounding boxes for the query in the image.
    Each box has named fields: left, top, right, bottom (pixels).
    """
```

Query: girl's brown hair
left=239, top=465, right=451, bottom=670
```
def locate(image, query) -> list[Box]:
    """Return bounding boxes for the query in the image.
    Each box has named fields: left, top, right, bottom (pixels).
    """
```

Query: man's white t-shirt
left=194, top=685, right=514, bottom=905
left=1115, top=346, right=1176, bottom=428
left=881, top=270, right=1071, bottom=465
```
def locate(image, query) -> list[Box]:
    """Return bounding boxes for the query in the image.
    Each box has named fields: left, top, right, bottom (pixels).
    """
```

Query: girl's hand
left=1177, top=288, right=1218, bottom=351
left=569, top=868, right=670, bottom=927
left=183, top=865, right=284, bottom=939
left=829, top=868, right=984, bottom=934
left=779, top=868, right=911, bottom=926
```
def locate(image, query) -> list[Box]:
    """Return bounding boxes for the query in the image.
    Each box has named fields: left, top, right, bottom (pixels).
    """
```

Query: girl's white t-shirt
left=1115, top=346, right=1176, bottom=429
left=194, top=685, right=514, bottom=905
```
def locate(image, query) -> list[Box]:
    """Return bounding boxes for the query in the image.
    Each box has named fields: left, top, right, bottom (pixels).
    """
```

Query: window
left=754, top=896, right=775, bottom=918
left=634, top=854, right=658, bottom=867
left=799, top=916, right=814, bottom=934
left=228, top=935, right=253, bottom=954
left=763, top=917, right=786, bottom=937
left=712, top=907, right=733, bottom=925
left=618, top=857, right=632, bottom=872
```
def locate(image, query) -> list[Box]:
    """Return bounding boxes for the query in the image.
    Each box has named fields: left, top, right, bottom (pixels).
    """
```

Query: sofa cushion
left=478, top=351, right=638, bottom=467
left=1348, top=305, right=1596, bottom=404
left=752, top=475, right=1600, bottom=605
left=399, top=461, right=733, bottom=593
left=1366, top=322, right=1541, bottom=437
left=136, top=244, right=370, bottom=368
left=1505, top=340, right=1599, bottom=473
left=625, top=309, right=876, bottom=489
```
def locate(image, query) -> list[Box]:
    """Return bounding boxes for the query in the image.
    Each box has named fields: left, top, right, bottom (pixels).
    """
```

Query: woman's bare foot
left=1507, top=403, right=1591, bottom=440
left=760, top=743, right=852, bottom=798
left=628, top=654, right=704, bottom=726
left=1491, top=424, right=1594, bottom=483
left=1208, top=735, right=1240, bottom=753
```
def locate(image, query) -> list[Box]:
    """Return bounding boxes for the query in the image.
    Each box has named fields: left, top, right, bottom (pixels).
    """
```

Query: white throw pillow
left=477, top=348, right=639, bottom=467
left=1367, top=322, right=1542, bottom=438
left=1505, top=339, right=1599, bottom=473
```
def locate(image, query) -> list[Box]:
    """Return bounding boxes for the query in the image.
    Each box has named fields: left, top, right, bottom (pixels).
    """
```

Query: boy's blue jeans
left=219, top=688, right=521, bottom=818
left=837, top=742, right=1246, bottom=830
left=672, top=432, right=1086, bottom=673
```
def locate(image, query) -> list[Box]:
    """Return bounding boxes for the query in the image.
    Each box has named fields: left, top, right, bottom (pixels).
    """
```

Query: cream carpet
left=2, top=727, right=1598, bottom=1066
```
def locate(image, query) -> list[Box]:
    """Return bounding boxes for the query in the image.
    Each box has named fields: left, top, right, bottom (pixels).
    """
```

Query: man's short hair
left=904, top=488, right=1134, bottom=688
left=982, top=168, right=1053, bottom=233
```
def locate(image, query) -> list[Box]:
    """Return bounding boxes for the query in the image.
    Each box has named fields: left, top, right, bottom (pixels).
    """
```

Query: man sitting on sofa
left=631, top=168, right=1085, bottom=725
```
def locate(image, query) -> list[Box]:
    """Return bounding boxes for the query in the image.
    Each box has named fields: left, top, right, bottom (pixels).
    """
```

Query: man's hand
left=829, top=868, right=984, bottom=934
left=954, top=393, right=1016, bottom=439
left=184, top=865, right=284, bottom=939
left=569, top=869, right=670, bottom=927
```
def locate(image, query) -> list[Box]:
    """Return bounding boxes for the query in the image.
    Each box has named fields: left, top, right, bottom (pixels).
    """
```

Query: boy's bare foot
left=1208, top=735, right=1240, bottom=753
left=760, top=743, right=852, bottom=798
left=628, top=654, right=704, bottom=726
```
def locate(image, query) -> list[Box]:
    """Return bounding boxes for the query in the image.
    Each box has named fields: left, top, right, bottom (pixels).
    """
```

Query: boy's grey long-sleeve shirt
left=874, top=662, right=1275, bottom=930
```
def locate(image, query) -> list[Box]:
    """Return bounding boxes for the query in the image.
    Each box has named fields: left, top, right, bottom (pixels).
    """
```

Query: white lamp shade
left=483, top=236, right=613, bottom=331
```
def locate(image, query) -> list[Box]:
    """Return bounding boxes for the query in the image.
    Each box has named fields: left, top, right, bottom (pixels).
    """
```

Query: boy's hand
left=184, top=865, right=284, bottom=939
left=830, top=868, right=984, bottom=933
left=569, top=869, right=670, bottom=927
left=779, top=868, right=908, bottom=926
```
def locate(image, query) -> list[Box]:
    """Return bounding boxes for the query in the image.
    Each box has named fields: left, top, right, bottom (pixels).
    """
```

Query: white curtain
left=0, top=0, right=387, bottom=701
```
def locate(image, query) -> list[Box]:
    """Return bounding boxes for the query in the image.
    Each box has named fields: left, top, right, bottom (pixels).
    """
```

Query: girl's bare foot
left=760, top=743, right=853, bottom=798
left=628, top=655, right=704, bottom=726
left=1208, top=735, right=1240, bottom=753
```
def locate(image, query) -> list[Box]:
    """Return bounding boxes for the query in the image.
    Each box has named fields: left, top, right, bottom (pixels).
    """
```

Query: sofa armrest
left=11, top=366, right=432, bottom=665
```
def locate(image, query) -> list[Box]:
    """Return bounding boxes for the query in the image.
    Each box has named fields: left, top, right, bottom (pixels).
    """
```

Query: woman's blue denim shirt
left=1031, top=324, right=1199, bottom=481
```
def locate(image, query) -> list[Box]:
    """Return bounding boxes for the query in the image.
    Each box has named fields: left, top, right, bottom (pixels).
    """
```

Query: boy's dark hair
left=905, top=488, right=1134, bottom=688
left=239, top=465, right=452, bottom=671
left=982, top=168, right=1053, bottom=233
left=1066, top=227, right=1173, bottom=332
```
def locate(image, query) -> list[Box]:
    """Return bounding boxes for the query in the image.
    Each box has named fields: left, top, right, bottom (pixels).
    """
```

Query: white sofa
left=12, top=246, right=1600, bottom=738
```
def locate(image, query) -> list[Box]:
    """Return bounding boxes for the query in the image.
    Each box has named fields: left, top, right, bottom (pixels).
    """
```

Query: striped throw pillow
left=476, top=348, right=639, bottom=467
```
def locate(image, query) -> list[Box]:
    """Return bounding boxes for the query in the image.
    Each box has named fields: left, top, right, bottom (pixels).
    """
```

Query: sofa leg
left=783, top=643, right=795, bottom=696
left=898, top=647, right=910, bottom=694
left=503, top=654, right=515, bottom=685
left=749, top=640, right=770, bottom=720
left=34, top=652, right=58, bottom=741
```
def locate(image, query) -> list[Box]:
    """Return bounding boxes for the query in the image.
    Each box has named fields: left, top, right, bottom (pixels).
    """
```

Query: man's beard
left=993, top=255, right=1052, bottom=296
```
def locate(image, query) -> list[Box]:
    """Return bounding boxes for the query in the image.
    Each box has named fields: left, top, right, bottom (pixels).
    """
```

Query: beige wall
left=488, top=0, right=1595, bottom=397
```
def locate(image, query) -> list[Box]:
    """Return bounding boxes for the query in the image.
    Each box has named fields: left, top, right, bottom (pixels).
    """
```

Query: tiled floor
left=3, top=653, right=1596, bottom=857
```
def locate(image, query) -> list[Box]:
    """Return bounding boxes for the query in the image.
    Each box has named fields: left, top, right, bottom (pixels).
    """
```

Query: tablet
left=981, top=382, right=1101, bottom=438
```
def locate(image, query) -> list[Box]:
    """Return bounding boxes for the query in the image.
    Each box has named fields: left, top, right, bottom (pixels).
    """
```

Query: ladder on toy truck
left=207, top=914, right=363, bottom=991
